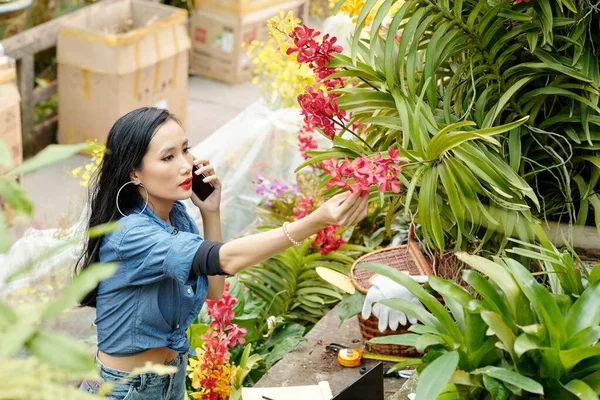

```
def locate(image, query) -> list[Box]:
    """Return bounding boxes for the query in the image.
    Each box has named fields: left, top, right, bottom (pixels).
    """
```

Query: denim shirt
left=95, top=200, right=208, bottom=356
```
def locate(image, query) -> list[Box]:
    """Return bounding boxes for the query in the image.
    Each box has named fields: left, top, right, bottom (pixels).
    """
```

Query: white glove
left=361, top=274, right=428, bottom=332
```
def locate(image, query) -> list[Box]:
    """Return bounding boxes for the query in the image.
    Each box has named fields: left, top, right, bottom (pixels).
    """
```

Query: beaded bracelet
left=282, top=222, right=302, bottom=246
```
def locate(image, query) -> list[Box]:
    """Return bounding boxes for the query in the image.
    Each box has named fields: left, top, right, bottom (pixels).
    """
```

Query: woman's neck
left=142, top=191, right=174, bottom=224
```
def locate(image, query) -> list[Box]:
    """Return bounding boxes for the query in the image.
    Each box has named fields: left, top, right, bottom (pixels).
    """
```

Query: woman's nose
left=181, top=159, right=193, bottom=174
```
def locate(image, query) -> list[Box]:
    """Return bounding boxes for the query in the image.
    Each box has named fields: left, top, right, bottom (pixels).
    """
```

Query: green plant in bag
left=361, top=246, right=600, bottom=400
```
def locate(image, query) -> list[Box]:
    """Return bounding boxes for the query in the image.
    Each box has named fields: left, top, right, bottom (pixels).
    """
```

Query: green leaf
left=473, top=366, right=544, bottom=395
left=527, top=31, right=539, bottom=53
left=369, top=333, right=419, bottom=346
left=514, top=333, right=543, bottom=358
left=380, top=298, right=444, bottom=333
left=390, top=1, right=423, bottom=93
left=561, top=347, right=600, bottom=372
left=564, top=379, right=598, bottom=400
left=187, top=323, right=209, bottom=351
left=415, top=352, right=459, bottom=400
left=262, top=323, right=306, bottom=351
left=438, top=164, right=465, bottom=248
left=522, top=87, right=600, bottom=114
left=457, top=254, right=524, bottom=323
left=350, top=0, right=379, bottom=64
left=88, top=222, right=119, bottom=238
left=43, top=262, right=119, bottom=320
left=0, top=180, right=33, bottom=215
left=481, top=310, right=517, bottom=363
left=6, top=143, right=93, bottom=177
left=0, top=141, right=13, bottom=168
left=264, top=336, right=306, bottom=368
left=338, top=291, right=366, bottom=325
left=416, top=334, right=448, bottom=353
left=295, top=287, right=343, bottom=300
left=503, top=258, right=566, bottom=348
left=589, top=265, right=600, bottom=286
left=483, top=374, right=511, bottom=400
left=362, top=263, right=462, bottom=341
left=419, top=166, right=445, bottom=252
left=27, top=329, right=95, bottom=372
left=484, top=77, right=533, bottom=127
left=0, top=305, right=41, bottom=356
left=582, top=370, right=600, bottom=394
left=504, top=63, right=592, bottom=83
left=537, top=0, right=554, bottom=45
left=404, top=164, right=426, bottom=216
left=294, top=150, right=356, bottom=173
left=565, top=284, right=600, bottom=338
left=509, top=128, right=521, bottom=173
left=564, top=327, right=600, bottom=350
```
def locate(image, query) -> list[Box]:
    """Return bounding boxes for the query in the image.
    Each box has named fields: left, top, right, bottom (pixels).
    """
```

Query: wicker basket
left=350, top=230, right=434, bottom=357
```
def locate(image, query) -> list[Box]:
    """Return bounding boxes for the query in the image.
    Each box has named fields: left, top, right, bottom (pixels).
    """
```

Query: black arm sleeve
left=192, top=240, right=228, bottom=276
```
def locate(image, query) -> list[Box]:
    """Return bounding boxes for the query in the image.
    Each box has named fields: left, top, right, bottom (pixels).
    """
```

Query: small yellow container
left=337, top=348, right=363, bottom=367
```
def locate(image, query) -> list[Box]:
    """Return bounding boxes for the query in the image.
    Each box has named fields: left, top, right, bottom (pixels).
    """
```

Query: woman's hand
left=315, top=191, right=369, bottom=227
left=190, top=159, right=222, bottom=213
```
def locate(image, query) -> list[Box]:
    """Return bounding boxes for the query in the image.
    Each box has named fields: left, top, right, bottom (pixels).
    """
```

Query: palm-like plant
left=298, top=0, right=599, bottom=254
left=363, top=246, right=600, bottom=399
left=239, top=242, right=360, bottom=325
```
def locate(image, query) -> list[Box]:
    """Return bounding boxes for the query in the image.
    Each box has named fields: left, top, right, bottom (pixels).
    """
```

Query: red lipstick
left=180, top=177, right=192, bottom=190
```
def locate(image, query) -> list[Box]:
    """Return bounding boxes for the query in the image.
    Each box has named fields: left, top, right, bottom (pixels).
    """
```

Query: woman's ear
left=130, top=169, right=141, bottom=185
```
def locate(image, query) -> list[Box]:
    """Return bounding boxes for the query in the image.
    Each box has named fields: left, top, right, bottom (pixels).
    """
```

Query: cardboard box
left=189, top=0, right=307, bottom=84
left=0, top=62, right=23, bottom=172
left=193, top=0, right=290, bottom=16
left=57, top=0, right=191, bottom=145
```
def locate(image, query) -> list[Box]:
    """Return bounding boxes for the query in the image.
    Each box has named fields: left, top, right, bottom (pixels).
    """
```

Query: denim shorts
left=79, top=352, right=188, bottom=400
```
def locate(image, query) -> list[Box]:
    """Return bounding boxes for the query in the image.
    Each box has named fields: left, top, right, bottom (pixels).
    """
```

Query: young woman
left=77, top=107, right=368, bottom=399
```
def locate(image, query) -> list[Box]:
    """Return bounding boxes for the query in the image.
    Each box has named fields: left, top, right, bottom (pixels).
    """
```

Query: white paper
left=242, top=381, right=333, bottom=400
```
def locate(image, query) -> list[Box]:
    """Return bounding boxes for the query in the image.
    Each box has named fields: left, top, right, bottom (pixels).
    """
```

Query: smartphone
left=192, top=165, right=215, bottom=201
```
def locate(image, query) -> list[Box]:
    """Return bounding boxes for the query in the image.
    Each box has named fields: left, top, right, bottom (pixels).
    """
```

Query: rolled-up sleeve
left=118, top=224, right=203, bottom=285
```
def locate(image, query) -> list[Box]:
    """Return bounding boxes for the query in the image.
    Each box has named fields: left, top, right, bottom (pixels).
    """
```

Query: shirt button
left=187, top=288, right=192, bottom=294
left=172, top=229, right=178, bottom=235
left=175, top=324, right=179, bottom=329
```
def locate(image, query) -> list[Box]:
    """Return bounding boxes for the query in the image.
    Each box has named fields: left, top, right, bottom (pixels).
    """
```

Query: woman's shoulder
left=102, top=213, right=156, bottom=245
left=118, top=213, right=156, bottom=231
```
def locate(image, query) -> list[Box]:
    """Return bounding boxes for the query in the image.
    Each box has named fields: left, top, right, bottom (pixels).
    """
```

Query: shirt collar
left=133, top=200, right=186, bottom=230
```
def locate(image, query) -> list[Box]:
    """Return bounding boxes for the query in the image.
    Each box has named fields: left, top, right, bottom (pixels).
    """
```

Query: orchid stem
left=330, top=118, right=375, bottom=151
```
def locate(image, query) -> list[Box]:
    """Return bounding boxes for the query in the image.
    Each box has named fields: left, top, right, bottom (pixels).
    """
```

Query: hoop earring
left=116, top=181, right=149, bottom=218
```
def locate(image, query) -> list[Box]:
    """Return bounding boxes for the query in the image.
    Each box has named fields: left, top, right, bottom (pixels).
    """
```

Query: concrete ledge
left=255, top=306, right=406, bottom=399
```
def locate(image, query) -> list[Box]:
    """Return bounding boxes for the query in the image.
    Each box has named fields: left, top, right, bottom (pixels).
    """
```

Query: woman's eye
left=162, top=155, right=173, bottom=161
left=183, top=146, right=191, bottom=153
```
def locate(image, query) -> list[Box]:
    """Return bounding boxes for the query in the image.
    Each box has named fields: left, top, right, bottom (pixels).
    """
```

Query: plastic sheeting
left=1, top=99, right=305, bottom=294
left=185, top=99, right=304, bottom=241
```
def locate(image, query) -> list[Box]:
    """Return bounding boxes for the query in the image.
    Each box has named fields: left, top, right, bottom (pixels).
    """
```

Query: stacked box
left=190, top=0, right=308, bottom=84
left=0, top=57, right=22, bottom=171
left=57, top=0, right=191, bottom=144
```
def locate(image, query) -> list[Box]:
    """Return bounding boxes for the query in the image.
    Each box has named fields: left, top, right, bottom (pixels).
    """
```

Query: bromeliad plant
left=279, top=0, right=600, bottom=256
left=362, top=243, right=600, bottom=400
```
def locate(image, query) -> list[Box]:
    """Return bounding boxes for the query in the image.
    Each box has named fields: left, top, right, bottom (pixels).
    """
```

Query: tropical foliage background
left=293, top=0, right=600, bottom=257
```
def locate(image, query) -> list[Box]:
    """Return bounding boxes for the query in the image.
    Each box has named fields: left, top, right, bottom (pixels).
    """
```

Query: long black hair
left=76, top=107, right=179, bottom=307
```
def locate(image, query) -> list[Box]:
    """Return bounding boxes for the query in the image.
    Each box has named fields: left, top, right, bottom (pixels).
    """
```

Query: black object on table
left=332, top=362, right=384, bottom=400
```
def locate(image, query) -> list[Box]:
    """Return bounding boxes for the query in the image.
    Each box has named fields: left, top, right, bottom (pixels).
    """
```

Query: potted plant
left=267, top=0, right=599, bottom=270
